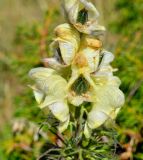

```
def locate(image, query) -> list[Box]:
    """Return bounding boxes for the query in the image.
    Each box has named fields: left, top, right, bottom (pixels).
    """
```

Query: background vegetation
left=0, top=0, right=143, bottom=159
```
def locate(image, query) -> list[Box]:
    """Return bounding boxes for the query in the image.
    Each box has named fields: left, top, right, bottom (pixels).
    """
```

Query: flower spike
left=29, top=0, right=125, bottom=154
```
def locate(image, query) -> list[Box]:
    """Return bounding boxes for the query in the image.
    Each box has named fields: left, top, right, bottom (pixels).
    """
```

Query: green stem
left=66, top=150, right=79, bottom=156
left=76, top=106, right=85, bottom=143
left=38, top=148, right=61, bottom=159
left=78, top=149, right=83, bottom=160
left=79, top=106, right=85, bottom=133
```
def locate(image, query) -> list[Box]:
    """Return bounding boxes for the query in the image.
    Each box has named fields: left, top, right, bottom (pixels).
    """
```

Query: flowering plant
left=29, top=0, right=124, bottom=159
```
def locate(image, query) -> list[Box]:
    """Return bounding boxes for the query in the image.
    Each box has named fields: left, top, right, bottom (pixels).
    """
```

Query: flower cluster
left=29, top=0, right=124, bottom=138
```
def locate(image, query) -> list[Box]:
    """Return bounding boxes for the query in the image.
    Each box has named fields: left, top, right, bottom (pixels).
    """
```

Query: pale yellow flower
left=45, top=34, right=105, bottom=107
left=67, top=36, right=103, bottom=106
left=43, top=23, right=80, bottom=70
left=29, top=67, right=69, bottom=132
left=84, top=50, right=125, bottom=138
left=62, top=0, right=105, bottom=35
left=29, top=48, right=124, bottom=137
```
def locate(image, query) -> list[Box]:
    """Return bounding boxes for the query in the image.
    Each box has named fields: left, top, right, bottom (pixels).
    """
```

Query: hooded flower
left=63, top=0, right=105, bottom=35
left=84, top=50, right=125, bottom=138
left=29, top=67, right=69, bottom=132
left=30, top=34, right=124, bottom=138
left=43, top=23, right=80, bottom=70
left=67, top=36, right=103, bottom=106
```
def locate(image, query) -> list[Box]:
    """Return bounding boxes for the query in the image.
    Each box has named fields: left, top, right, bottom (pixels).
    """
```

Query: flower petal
left=29, top=85, right=44, bottom=104
left=33, top=90, right=44, bottom=104
left=73, top=36, right=102, bottom=73
left=110, top=108, right=121, bottom=120
left=63, top=0, right=79, bottom=24
left=39, top=96, right=59, bottom=109
left=95, top=50, right=115, bottom=77
left=29, top=67, right=56, bottom=79
left=50, top=23, right=80, bottom=65
left=59, top=41, right=77, bottom=65
left=77, top=23, right=105, bottom=35
left=43, top=58, right=68, bottom=70
left=49, top=101, right=69, bottom=123
left=58, top=116, right=70, bottom=133
left=29, top=67, right=68, bottom=108
left=99, top=50, right=114, bottom=67
left=86, top=77, right=125, bottom=129
left=87, top=109, right=109, bottom=129
left=82, top=48, right=100, bottom=73
left=68, top=94, right=85, bottom=106
left=63, top=0, right=105, bottom=35
left=29, top=67, right=70, bottom=132
left=80, top=0, right=99, bottom=19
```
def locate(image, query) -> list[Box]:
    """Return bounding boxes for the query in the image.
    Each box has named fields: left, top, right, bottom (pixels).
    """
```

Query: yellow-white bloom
left=29, top=0, right=124, bottom=143
left=29, top=67, right=69, bottom=132
left=63, top=0, right=105, bottom=35
left=84, top=50, right=125, bottom=138
left=44, top=23, right=80, bottom=70
left=67, top=36, right=102, bottom=106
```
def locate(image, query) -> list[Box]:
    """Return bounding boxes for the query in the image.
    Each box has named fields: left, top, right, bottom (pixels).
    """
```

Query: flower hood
left=43, top=23, right=80, bottom=70
left=29, top=67, right=70, bottom=132
left=67, top=36, right=103, bottom=106
left=62, top=0, right=105, bottom=35
left=84, top=50, right=125, bottom=138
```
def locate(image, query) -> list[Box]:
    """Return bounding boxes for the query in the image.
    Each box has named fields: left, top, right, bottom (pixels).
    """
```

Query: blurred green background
left=0, top=0, right=143, bottom=159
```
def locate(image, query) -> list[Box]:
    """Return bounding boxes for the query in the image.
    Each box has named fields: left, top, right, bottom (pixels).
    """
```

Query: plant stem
left=38, top=148, right=61, bottom=159
left=78, top=149, right=83, bottom=160
left=76, top=106, right=85, bottom=144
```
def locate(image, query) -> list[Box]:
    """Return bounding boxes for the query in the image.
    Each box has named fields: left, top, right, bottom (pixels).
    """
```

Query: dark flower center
left=71, top=76, right=90, bottom=95
left=55, top=47, right=65, bottom=64
left=77, top=8, right=88, bottom=25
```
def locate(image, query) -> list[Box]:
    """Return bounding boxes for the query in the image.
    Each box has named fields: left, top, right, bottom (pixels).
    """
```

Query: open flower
left=67, top=36, right=103, bottom=106
left=29, top=67, right=69, bottom=132
left=84, top=50, right=125, bottom=138
left=43, top=23, right=80, bottom=70
left=63, top=0, right=105, bottom=35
